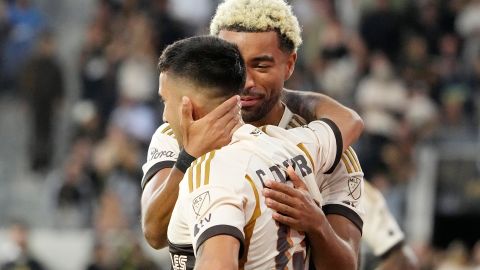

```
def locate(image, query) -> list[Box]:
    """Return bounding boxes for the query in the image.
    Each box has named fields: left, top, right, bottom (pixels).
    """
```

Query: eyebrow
left=251, top=55, right=275, bottom=63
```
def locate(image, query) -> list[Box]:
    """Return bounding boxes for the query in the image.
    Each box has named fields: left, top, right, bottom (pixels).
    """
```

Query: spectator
left=19, top=31, right=63, bottom=172
left=356, top=52, right=408, bottom=177
left=1, top=0, right=45, bottom=88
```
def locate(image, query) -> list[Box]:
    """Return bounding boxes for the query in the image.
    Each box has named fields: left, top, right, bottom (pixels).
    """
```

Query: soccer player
left=159, top=35, right=364, bottom=270
left=141, top=0, right=416, bottom=269
left=209, top=0, right=418, bottom=269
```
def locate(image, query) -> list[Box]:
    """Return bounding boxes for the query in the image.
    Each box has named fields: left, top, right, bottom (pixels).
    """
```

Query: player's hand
left=180, top=95, right=241, bottom=158
left=262, top=166, right=325, bottom=234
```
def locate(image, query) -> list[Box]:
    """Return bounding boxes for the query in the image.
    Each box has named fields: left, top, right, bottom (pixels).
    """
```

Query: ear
left=284, top=52, right=297, bottom=81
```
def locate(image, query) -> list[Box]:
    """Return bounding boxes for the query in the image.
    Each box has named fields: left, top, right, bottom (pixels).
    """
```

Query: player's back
left=168, top=122, right=341, bottom=270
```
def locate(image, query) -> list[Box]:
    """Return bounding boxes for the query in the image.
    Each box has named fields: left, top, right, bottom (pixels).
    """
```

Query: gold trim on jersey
left=187, top=151, right=217, bottom=193
left=341, top=147, right=362, bottom=173
left=240, top=175, right=261, bottom=269
left=160, top=124, right=176, bottom=138
left=296, top=143, right=315, bottom=172
left=196, top=155, right=206, bottom=189
left=203, top=151, right=216, bottom=186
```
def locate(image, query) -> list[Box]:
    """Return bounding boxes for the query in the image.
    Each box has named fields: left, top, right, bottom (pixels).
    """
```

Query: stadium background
left=0, top=0, right=479, bottom=269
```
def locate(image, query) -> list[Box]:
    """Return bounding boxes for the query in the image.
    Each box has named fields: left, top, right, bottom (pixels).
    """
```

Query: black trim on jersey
left=167, top=240, right=196, bottom=270
left=319, top=118, right=343, bottom=174
left=379, top=240, right=405, bottom=261
left=322, top=204, right=363, bottom=233
left=196, top=225, right=245, bottom=258
left=141, top=161, right=176, bottom=190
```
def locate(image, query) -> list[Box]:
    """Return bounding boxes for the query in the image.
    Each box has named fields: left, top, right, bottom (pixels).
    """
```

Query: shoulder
left=185, top=146, right=253, bottom=192
left=153, top=122, right=176, bottom=139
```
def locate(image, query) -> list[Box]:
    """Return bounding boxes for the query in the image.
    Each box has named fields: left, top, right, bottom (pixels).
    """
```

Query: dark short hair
left=158, top=35, right=246, bottom=97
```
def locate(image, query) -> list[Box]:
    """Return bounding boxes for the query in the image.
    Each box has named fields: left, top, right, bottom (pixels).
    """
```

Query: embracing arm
left=308, top=214, right=361, bottom=270
left=141, top=96, right=241, bottom=249
left=282, top=89, right=363, bottom=149
left=141, top=167, right=184, bottom=249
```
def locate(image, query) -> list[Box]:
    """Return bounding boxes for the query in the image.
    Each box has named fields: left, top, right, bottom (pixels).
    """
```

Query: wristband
left=174, top=149, right=197, bottom=173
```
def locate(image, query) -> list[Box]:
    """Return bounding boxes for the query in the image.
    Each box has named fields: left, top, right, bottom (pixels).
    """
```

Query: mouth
left=240, top=96, right=262, bottom=108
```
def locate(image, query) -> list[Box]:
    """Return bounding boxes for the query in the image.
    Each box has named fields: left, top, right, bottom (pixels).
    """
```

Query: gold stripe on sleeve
left=345, top=148, right=360, bottom=172
left=341, top=155, right=353, bottom=174
left=240, top=175, right=261, bottom=269
left=195, top=155, right=206, bottom=189
left=348, top=147, right=362, bottom=172
left=160, top=125, right=171, bottom=134
left=188, top=165, right=194, bottom=193
left=203, top=151, right=216, bottom=186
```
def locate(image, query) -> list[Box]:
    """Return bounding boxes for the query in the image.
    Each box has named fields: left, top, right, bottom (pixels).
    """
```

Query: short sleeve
left=141, top=123, right=180, bottom=189
left=319, top=147, right=365, bottom=233
left=286, top=119, right=343, bottom=175
left=183, top=151, right=252, bottom=258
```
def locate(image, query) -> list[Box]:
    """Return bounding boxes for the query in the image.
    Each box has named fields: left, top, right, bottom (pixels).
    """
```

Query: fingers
left=263, top=186, right=295, bottom=206
left=271, top=212, right=299, bottom=229
left=205, top=95, right=240, bottom=120
left=265, top=198, right=296, bottom=217
left=180, top=96, right=193, bottom=126
left=286, top=166, right=307, bottom=190
left=264, top=179, right=298, bottom=197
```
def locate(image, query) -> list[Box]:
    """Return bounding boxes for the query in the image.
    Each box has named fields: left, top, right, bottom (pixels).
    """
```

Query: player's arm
left=263, top=167, right=361, bottom=270
left=195, top=235, right=240, bottom=270
left=141, top=96, right=241, bottom=249
left=281, top=88, right=363, bottom=149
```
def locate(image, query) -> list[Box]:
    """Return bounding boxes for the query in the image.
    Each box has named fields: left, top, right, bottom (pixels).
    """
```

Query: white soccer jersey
left=168, top=120, right=343, bottom=270
left=281, top=107, right=403, bottom=258
left=279, top=107, right=365, bottom=228
left=141, top=122, right=179, bottom=189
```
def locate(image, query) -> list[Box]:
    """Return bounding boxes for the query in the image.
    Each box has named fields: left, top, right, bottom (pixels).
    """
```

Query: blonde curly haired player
left=210, top=0, right=302, bottom=51
left=208, top=0, right=418, bottom=269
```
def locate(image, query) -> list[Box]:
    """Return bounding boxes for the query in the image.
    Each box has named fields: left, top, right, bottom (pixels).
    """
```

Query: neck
left=248, top=102, right=285, bottom=127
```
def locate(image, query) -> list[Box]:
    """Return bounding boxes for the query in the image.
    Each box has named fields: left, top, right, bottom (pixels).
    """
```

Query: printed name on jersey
left=193, top=213, right=212, bottom=237
left=341, top=147, right=362, bottom=173
left=192, top=191, right=210, bottom=218
left=254, top=154, right=312, bottom=186
left=348, top=176, right=362, bottom=200
left=170, top=254, right=188, bottom=270
left=149, top=147, right=176, bottom=161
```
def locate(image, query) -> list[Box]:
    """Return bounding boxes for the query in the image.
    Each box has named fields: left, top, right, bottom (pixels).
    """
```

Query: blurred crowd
left=0, top=0, right=480, bottom=269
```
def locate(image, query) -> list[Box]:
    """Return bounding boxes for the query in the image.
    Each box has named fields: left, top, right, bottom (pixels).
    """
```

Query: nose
left=244, top=68, right=255, bottom=90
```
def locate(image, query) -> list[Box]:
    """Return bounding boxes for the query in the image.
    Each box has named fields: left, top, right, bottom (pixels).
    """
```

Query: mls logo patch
left=348, top=177, right=361, bottom=200
left=192, top=191, right=210, bottom=218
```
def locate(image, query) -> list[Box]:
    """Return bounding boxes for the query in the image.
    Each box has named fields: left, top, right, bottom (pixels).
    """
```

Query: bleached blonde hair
left=210, top=0, right=302, bottom=52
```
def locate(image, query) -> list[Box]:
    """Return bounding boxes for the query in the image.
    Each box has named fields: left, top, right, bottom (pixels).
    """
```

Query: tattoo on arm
left=281, top=90, right=317, bottom=122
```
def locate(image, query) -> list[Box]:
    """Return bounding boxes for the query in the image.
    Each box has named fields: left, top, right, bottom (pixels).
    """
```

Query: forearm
left=195, top=235, right=239, bottom=270
left=141, top=167, right=185, bottom=249
left=308, top=218, right=358, bottom=270
left=282, top=89, right=364, bottom=149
